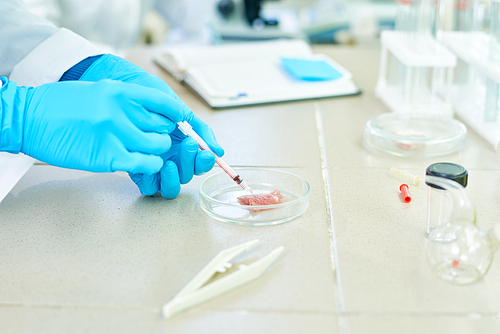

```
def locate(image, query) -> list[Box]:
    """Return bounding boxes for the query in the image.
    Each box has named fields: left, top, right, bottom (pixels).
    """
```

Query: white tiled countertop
left=1, top=45, right=500, bottom=334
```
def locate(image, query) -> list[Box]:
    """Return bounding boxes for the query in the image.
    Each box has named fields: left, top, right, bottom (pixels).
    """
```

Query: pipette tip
left=390, top=167, right=421, bottom=186
left=240, top=180, right=254, bottom=194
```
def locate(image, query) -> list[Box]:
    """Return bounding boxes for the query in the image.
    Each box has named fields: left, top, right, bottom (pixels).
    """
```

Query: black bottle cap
left=425, top=163, right=468, bottom=189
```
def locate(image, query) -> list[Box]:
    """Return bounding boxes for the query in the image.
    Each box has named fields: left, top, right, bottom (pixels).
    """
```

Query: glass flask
left=425, top=176, right=493, bottom=284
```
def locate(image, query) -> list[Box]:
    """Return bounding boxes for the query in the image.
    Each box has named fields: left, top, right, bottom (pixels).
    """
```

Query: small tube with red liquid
left=177, top=121, right=253, bottom=194
left=399, top=184, right=411, bottom=203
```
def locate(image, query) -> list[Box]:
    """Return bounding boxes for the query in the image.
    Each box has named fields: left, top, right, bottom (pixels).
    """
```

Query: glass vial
left=426, top=163, right=468, bottom=239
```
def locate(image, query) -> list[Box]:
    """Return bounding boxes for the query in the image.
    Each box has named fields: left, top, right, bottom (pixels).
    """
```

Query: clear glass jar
left=426, top=185, right=452, bottom=238
left=426, top=163, right=468, bottom=240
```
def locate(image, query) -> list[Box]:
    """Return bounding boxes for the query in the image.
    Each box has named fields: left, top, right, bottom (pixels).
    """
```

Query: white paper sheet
left=0, top=152, right=34, bottom=202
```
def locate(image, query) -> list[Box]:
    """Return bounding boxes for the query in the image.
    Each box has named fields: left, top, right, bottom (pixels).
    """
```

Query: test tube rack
left=440, top=31, right=500, bottom=150
left=376, top=30, right=457, bottom=116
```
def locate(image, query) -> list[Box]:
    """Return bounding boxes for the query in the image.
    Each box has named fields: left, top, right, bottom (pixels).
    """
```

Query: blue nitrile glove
left=0, top=77, right=184, bottom=174
left=74, top=54, right=224, bottom=198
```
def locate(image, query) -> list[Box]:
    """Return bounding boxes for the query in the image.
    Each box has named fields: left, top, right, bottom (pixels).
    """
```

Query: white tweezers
left=162, top=239, right=284, bottom=318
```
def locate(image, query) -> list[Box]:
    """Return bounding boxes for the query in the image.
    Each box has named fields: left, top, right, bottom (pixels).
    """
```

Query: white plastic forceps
left=162, top=239, right=284, bottom=318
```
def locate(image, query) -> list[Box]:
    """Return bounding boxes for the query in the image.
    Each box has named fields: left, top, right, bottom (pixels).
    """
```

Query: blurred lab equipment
left=439, top=0, right=500, bottom=150
left=218, top=0, right=236, bottom=19
left=299, top=0, right=398, bottom=44
left=366, top=0, right=470, bottom=158
left=425, top=163, right=468, bottom=240
left=424, top=176, right=493, bottom=285
left=376, top=0, right=457, bottom=116
left=243, top=0, right=277, bottom=27
left=163, top=240, right=283, bottom=318
left=210, top=0, right=304, bottom=41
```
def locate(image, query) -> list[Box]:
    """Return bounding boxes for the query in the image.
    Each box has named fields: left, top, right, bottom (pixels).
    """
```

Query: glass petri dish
left=363, top=113, right=467, bottom=158
left=200, top=168, right=310, bottom=226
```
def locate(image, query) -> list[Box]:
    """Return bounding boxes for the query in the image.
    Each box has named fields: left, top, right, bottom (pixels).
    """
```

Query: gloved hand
left=129, top=116, right=220, bottom=199
left=0, top=77, right=183, bottom=174
left=79, top=54, right=224, bottom=198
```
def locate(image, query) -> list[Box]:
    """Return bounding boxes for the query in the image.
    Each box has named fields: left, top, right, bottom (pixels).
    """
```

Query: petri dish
left=363, top=113, right=467, bottom=158
left=200, top=168, right=310, bottom=226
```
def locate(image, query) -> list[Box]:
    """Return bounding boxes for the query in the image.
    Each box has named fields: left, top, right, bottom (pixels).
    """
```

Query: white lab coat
left=0, top=0, right=101, bottom=87
left=21, top=0, right=154, bottom=53
left=0, top=0, right=102, bottom=203
left=0, top=0, right=218, bottom=203
left=20, top=0, right=219, bottom=51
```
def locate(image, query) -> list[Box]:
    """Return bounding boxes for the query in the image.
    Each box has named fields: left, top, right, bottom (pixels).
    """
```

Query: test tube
left=396, top=1, right=412, bottom=35
left=484, top=0, right=500, bottom=122
left=409, top=0, right=442, bottom=108
left=387, top=2, right=407, bottom=101
left=434, top=0, right=447, bottom=40
left=484, top=78, right=499, bottom=122
left=489, top=0, right=500, bottom=63
left=410, top=0, right=435, bottom=51
left=465, top=0, right=486, bottom=47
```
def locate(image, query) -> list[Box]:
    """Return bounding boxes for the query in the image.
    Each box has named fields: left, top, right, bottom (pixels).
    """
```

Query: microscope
left=212, top=0, right=302, bottom=41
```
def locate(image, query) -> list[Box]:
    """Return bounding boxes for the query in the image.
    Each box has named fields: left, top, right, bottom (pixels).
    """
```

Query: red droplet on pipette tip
left=399, top=184, right=411, bottom=203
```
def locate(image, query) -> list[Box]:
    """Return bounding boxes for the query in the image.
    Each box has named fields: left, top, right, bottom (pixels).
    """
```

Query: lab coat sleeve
left=0, top=0, right=102, bottom=86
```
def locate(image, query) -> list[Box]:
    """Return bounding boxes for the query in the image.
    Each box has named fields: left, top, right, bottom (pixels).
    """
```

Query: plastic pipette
left=390, top=167, right=421, bottom=186
left=177, top=121, right=253, bottom=194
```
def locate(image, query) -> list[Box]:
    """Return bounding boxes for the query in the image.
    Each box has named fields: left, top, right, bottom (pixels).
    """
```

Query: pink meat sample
left=237, top=190, right=286, bottom=206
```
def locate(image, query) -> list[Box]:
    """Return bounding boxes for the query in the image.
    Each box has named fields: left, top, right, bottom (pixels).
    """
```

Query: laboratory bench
left=1, top=44, right=500, bottom=334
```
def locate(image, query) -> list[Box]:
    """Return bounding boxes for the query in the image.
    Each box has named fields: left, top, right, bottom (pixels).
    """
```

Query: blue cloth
left=59, top=54, right=103, bottom=81
left=281, top=58, right=343, bottom=81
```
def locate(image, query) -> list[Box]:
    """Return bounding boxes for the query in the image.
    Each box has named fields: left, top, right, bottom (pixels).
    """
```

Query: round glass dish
left=363, top=113, right=467, bottom=158
left=200, top=168, right=310, bottom=226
